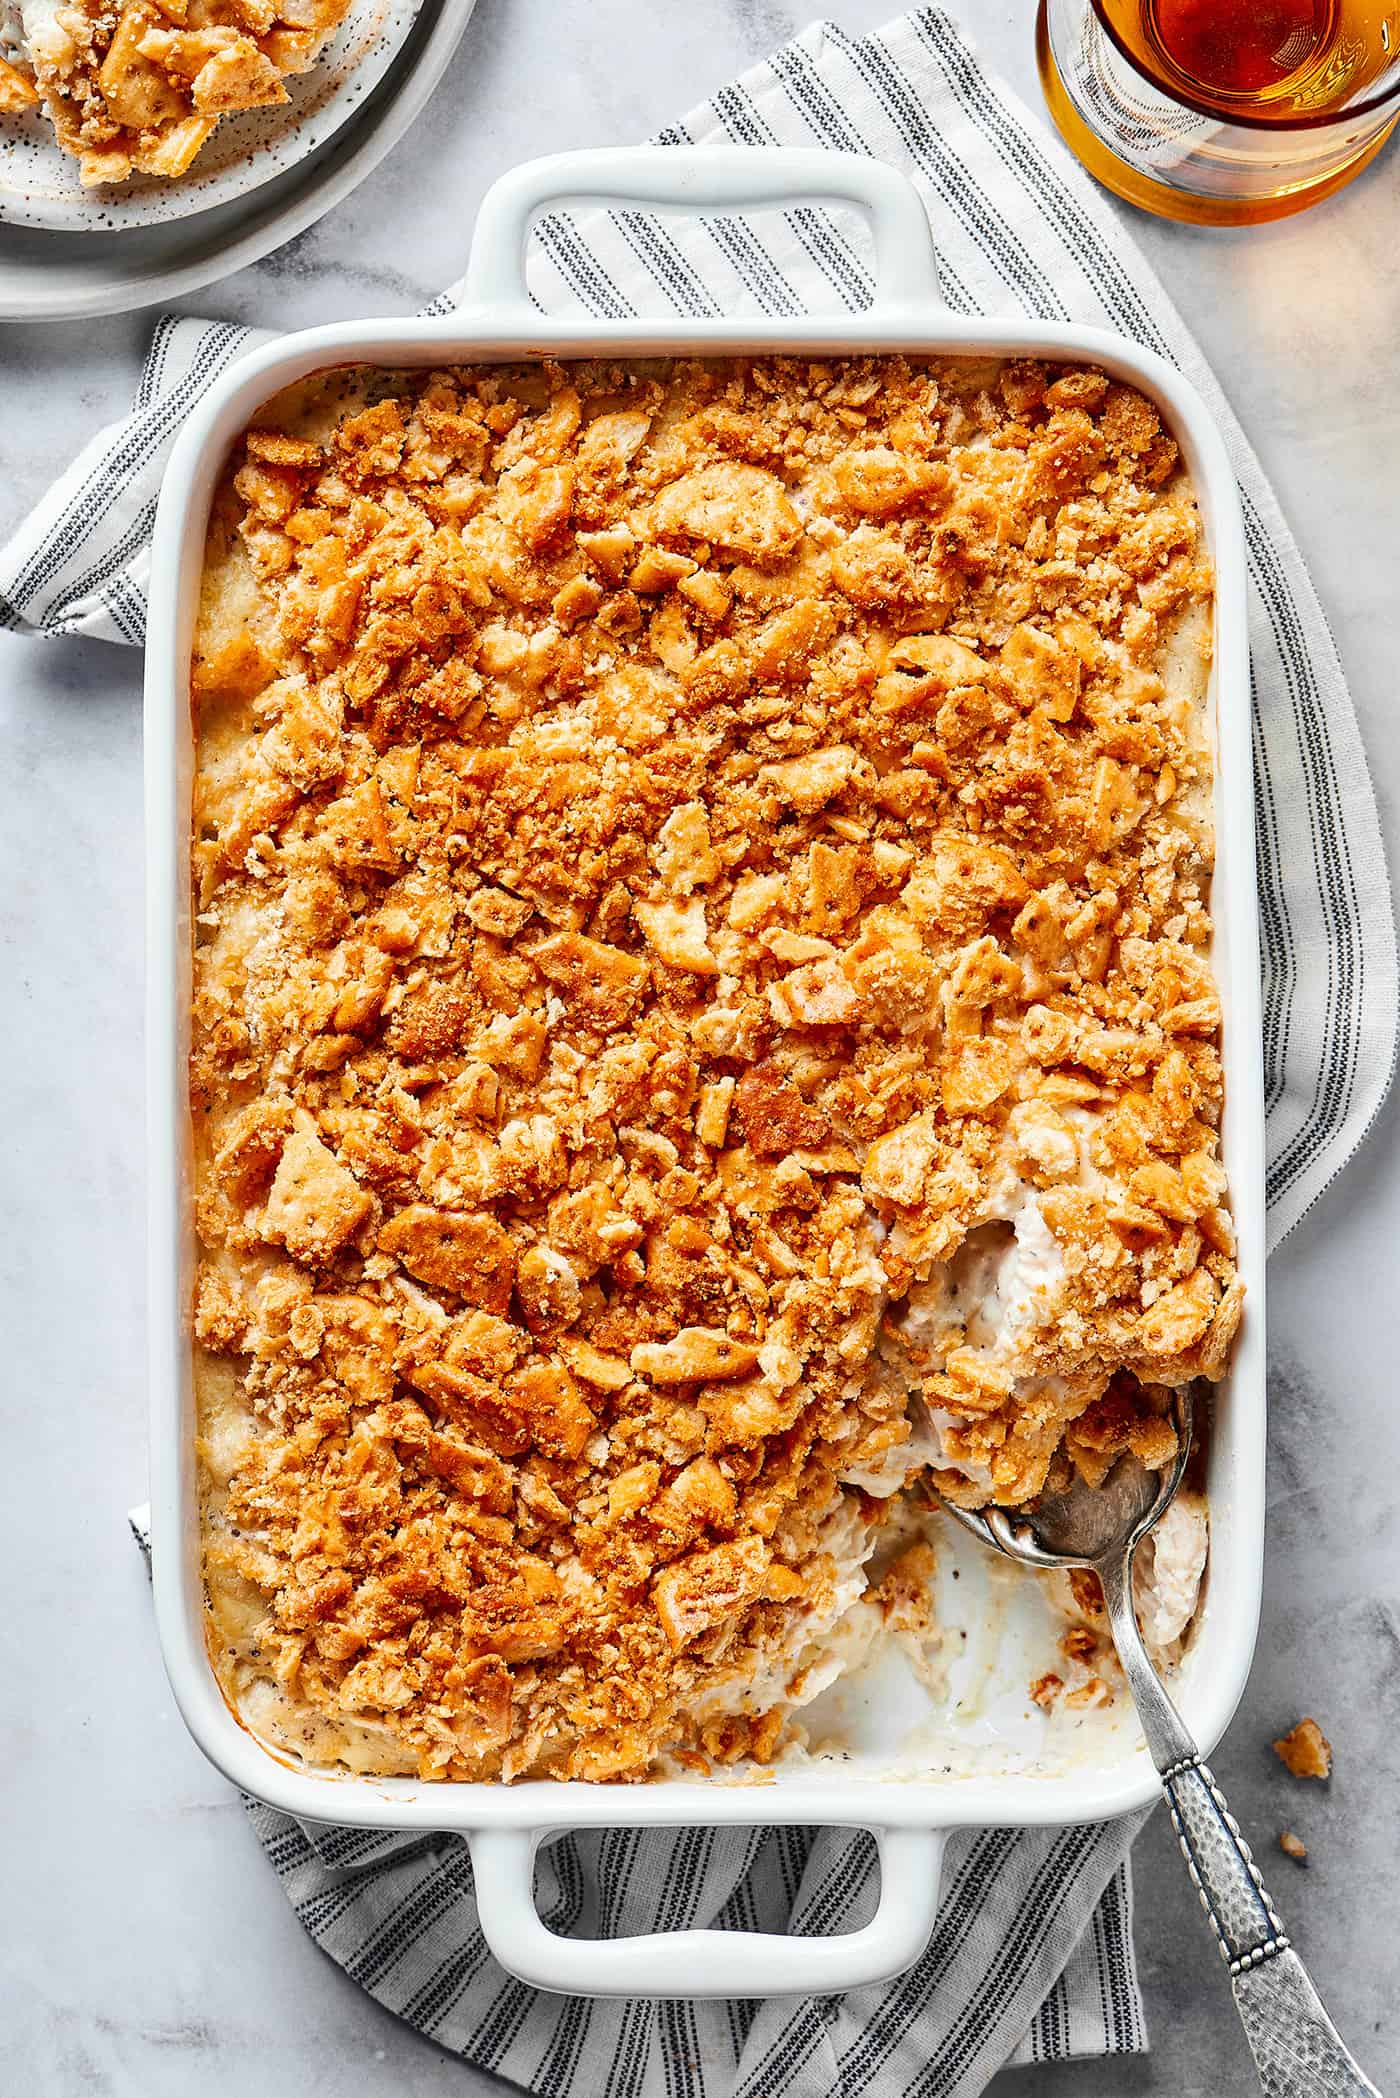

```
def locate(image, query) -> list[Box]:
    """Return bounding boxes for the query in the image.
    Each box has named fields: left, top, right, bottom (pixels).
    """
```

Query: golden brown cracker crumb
left=191, top=354, right=1236, bottom=1783
left=1274, top=1718, right=1332, bottom=1781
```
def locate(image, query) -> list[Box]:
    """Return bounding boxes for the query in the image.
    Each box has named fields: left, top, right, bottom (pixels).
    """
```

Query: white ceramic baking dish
left=146, top=145, right=1266, bottom=2002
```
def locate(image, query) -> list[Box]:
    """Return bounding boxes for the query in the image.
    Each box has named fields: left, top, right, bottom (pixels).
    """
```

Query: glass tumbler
left=1036, top=0, right=1400, bottom=223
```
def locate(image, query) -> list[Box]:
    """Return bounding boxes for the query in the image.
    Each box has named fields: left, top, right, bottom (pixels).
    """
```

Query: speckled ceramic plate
left=0, top=0, right=474, bottom=315
left=0, top=0, right=423, bottom=231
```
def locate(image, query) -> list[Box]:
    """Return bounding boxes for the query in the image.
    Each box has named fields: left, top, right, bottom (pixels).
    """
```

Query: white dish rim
left=143, top=146, right=1267, bottom=2000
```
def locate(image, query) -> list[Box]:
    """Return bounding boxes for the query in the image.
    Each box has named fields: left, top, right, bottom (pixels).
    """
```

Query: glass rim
left=1088, top=0, right=1400, bottom=131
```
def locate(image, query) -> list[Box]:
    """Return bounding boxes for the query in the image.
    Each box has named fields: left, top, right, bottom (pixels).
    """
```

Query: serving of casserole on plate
left=0, top=0, right=356, bottom=185
left=189, top=340, right=1244, bottom=1788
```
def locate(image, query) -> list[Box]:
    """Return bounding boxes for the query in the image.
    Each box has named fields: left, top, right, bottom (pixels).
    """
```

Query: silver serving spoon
left=939, top=1386, right=1381, bottom=2097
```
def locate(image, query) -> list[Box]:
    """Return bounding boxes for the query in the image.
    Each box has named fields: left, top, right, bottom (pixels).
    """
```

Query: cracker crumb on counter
left=1273, top=1717, right=1332, bottom=1780
left=1279, top=1830, right=1308, bottom=1864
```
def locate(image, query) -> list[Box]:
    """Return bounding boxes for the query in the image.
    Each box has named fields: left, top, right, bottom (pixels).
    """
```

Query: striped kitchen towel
left=30, top=6, right=1395, bottom=2092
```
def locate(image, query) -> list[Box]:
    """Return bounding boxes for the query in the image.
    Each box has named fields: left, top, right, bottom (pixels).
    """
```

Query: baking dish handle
left=459, top=146, right=943, bottom=321
left=469, top=1824, right=947, bottom=1999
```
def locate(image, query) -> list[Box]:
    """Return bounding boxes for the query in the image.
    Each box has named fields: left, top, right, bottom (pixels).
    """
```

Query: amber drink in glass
left=1037, top=0, right=1400, bottom=222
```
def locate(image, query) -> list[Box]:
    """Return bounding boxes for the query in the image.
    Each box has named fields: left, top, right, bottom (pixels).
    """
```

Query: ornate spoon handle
left=1100, top=1556, right=1381, bottom=2097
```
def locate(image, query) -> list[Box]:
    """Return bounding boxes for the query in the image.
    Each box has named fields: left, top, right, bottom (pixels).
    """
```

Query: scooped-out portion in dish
left=189, top=353, right=1243, bottom=1783
left=0, top=0, right=350, bottom=184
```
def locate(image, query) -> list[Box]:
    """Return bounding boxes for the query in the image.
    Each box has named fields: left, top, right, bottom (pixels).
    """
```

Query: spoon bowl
left=940, top=1384, right=1195, bottom=1573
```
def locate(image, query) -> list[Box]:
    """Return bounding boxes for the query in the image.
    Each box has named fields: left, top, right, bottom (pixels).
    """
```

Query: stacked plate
left=0, top=0, right=476, bottom=317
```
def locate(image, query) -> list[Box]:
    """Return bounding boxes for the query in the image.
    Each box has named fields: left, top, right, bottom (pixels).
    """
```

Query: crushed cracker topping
left=191, top=354, right=1240, bottom=1782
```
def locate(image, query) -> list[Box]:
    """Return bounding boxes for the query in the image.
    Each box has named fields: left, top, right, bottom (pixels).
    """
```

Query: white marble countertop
left=3, top=4, right=1398, bottom=2092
